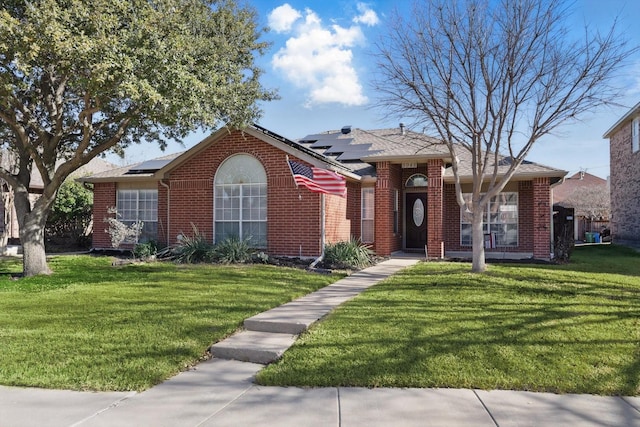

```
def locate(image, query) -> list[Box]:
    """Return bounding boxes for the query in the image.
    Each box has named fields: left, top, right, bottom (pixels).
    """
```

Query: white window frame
left=116, top=189, right=158, bottom=243
left=361, top=187, right=375, bottom=243
left=406, top=173, right=428, bottom=188
left=460, top=192, right=518, bottom=247
left=632, top=117, right=640, bottom=153
left=214, top=154, right=267, bottom=248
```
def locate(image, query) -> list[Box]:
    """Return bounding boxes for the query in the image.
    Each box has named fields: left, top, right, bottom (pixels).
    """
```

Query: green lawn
left=0, top=255, right=342, bottom=391
left=257, top=245, right=640, bottom=395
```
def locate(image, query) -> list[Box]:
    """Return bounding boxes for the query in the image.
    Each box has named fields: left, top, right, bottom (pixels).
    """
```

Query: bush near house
left=322, top=238, right=375, bottom=270
left=45, top=180, right=93, bottom=251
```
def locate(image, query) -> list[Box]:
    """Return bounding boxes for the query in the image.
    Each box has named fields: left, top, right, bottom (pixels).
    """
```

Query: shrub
left=323, top=238, right=375, bottom=269
left=103, top=207, right=143, bottom=248
left=212, top=236, right=254, bottom=264
left=554, top=221, right=574, bottom=263
left=253, top=251, right=269, bottom=264
left=46, top=180, right=93, bottom=247
left=134, top=241, right=158, bottom=260
left=158, top=225, right=214, bottom=264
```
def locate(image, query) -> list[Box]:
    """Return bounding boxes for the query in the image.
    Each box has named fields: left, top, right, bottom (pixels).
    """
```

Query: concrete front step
left=243, top=258, right=420, bottom=334
left=210, top=330, right=297, bottom=364
left=211, top=259, right=420, bottom=365
left=243, top=299, right=330, bottom=334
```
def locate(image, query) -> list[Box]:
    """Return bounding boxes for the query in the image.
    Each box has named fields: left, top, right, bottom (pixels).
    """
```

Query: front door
left=405, top=192, right=427, bottom=250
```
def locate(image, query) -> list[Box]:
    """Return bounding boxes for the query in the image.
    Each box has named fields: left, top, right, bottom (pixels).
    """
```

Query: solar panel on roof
left=125, top=159, right=173, bottom=174
left=324, top=140, right=360, bottom=154
left=308, top=136, right=350, bottom=149
left=337, top=150, right=381, bottom=161
left=497, top=157, right=532, bottom=166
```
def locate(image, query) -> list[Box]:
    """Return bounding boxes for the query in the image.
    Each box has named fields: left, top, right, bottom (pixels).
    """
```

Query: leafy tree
left=373, top=0, right=633, bottom=272
left=45, top=179, right=93, bottom=246
left=0, top=0, right=275, bottom=276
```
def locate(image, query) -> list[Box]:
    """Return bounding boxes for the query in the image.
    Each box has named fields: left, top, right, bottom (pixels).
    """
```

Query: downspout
left=309, top=193, right=325, bottom=268
left=159, top=180, right=170, bottom=246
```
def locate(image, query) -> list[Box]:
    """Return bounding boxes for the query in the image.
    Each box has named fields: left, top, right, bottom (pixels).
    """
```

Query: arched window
left=214, top=154, right=267, bottom=247
left=406, top=173, right=428, bottom=188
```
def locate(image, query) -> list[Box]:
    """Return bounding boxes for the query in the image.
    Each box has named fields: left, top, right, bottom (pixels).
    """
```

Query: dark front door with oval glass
left=405, top=193, right=427, bottom=250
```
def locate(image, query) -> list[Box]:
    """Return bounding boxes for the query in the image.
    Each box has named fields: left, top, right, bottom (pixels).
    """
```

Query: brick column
left=92, top=182, right=116, bottom=249
left=427, top=160, right=444, bottom=258
left=532, top=177, right=551, bottom=260
left=374, top=161, right=392, bottom=255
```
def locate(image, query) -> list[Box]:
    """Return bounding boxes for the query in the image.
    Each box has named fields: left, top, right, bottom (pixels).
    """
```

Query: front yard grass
left=0, top=255, right=343, bottom=391
left=257, top=245, right=640, bottom=395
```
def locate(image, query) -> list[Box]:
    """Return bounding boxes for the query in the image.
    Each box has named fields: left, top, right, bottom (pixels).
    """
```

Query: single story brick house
left=81, top=124, right=566, bottom=260
left=603, top=101, right=640, bottom=247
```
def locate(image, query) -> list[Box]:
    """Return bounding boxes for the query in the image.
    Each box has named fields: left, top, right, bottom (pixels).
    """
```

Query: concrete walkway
left=2, top=258, right=640, bottom=427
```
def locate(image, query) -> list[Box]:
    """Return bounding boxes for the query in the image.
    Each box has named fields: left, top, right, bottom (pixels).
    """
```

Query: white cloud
left=353, top=2, right=379, bottom=26
left=269, top=4, right=375, bottom=106
left=268, top=4, right=302, bottom=33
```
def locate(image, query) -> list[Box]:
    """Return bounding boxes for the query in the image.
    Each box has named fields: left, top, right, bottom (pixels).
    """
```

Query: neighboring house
left=0, top=156, right=116, bottom=250
left=603, top=101, right=640, bottom=248
left=553, top=171, right=610, bottom=241
left=81, top=124, right=566, bottom=260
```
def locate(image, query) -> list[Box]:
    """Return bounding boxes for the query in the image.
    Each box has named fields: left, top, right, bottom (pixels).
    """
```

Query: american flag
left=287, top=159, right=347, bottom=198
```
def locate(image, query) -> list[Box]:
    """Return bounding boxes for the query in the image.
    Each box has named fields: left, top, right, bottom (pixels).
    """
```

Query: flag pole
left=285, top=155, right=297, bottom=189
left=286, top=155, right=303, bottom=200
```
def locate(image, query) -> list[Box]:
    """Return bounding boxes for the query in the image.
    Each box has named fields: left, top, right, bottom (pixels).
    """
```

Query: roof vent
left=341, top=125, right=352, bottom=134
left=400, top=123, right=406, bottom=136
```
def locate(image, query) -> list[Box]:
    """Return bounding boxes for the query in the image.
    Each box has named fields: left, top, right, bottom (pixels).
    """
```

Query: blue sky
left=114, top=0, right=640, bottom=179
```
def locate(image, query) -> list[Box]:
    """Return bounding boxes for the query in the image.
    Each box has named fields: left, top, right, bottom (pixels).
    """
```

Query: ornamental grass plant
left=323, top=238, right=375, bottom=269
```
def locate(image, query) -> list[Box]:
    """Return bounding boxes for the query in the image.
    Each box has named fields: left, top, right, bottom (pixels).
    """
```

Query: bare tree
left=373, top=0, right=633, bottom=272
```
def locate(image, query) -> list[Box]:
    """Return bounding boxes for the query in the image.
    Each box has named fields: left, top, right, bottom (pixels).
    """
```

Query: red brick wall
left=91, top=130, right=354, bottom=257
left=166, top=130, right=339, bottom=257
left=347, top=181, right=361, bottom=240
left=532, top=177, right=551, bottom=259
left=167, top=178, right=214, bottom=242
left=157, top=181, right=169, bottom=246
left=92, top=182, right=116, bottom=248
left=427, top=159, right=444, bottom=258
left=518, top=181, right=534, bottom=252
left=609, top=121, right=640, bottom=245
left=443, top=184, right=458, bottom=248
left=325, top=192, right=351, bottom=244
left=442, top=179, right=551, bottom=259
left=372, top=162, right=403, bottom=255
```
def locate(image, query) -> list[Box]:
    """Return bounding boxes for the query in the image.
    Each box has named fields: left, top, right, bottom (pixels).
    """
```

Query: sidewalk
left=1, top=258, right=640, bottom=426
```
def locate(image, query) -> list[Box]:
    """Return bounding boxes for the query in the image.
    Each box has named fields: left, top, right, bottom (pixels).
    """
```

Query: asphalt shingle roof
left=298, top=127, right=564, bottom=181
left=80, top=124, right=566, bottom=182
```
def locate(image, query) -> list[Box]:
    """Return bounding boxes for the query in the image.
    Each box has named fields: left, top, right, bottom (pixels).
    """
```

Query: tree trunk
left=21, top=218, right=51, bottom=276
left=15, top=193, right=52, bottom=277
left=471, top=209, right=486, bottom=273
